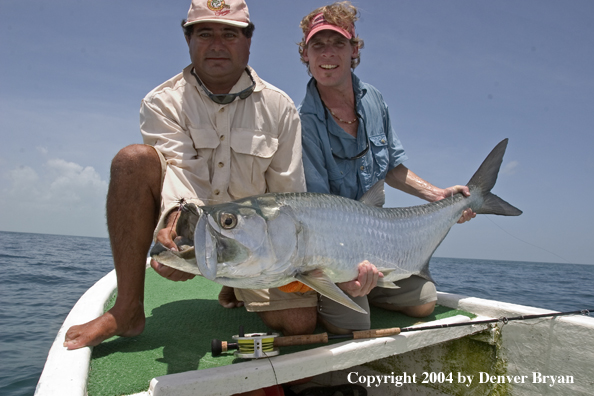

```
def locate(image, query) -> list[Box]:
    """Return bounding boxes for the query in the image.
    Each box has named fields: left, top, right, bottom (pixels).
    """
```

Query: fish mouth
left=195, top=214, right=219, bottom=280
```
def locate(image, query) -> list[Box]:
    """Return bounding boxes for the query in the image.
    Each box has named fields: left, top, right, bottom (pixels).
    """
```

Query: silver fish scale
left=274, top=192, right=477, bottom=282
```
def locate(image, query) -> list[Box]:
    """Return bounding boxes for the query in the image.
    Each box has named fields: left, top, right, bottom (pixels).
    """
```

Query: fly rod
left=211, top=309, right=591, bottom=358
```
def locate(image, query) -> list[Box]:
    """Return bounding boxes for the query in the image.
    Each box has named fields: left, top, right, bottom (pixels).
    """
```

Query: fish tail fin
left=468, top=139, right=523, bottom=216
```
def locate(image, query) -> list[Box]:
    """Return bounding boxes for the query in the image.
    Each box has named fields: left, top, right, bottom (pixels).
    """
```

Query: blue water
left=0, top=230, right=592, bottom=396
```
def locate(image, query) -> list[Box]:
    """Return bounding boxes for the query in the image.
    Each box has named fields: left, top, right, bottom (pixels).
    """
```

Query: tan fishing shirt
left=141, top=65, right=306, bottom=225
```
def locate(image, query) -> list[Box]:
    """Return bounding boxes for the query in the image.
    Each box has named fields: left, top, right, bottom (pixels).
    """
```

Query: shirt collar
left=183, top=65, right=265, bottom=98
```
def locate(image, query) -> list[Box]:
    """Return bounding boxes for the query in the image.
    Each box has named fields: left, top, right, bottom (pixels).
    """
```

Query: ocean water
left=0, top=230, right=592, bottom=396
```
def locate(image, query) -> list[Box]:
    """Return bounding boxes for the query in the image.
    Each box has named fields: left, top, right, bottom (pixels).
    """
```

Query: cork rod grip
left=352, top=327, right=401, bottom=339
left=273, top=333, right=329, bottom=347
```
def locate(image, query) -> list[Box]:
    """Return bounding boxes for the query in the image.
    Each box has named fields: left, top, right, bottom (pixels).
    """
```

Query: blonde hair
left=298, top=1, right=364, bottom=71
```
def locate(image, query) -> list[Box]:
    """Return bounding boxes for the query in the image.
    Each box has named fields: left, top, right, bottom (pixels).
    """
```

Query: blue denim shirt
left=298, top=74, right=408, bottom=200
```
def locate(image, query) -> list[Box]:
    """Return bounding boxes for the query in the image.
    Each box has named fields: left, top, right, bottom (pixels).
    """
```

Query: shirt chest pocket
left=188, top=127, right=221, bottom=158
left=230, top=128, right=278, bottom=158
left=369, top=134, right=389, bottom=174
left=230, top=128, right=279, bottom=185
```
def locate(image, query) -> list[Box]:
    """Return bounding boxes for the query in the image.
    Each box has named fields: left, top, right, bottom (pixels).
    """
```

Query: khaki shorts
left=318, top=276, right=437, bottom=331
left=234, top=288, right=318, bottom=312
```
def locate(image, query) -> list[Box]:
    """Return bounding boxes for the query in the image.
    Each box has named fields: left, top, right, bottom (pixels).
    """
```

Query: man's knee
left=401, top=301, right=436, bottom=318
left=111, top=144, right=161, bottom=169
left=111, top=144, right=160, bottom=175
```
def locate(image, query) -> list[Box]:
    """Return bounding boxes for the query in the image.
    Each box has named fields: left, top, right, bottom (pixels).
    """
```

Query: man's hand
left=337, top=260, right=383, bottom=297
left=386, top=166, right=475, bottom=224
left=151, top=210, right=195, bottom=282
left=440, top=185, right=476, bottom=224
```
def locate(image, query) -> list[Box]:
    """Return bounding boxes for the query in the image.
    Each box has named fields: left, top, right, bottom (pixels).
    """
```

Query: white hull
left=36, top=268, right=594, bottom=396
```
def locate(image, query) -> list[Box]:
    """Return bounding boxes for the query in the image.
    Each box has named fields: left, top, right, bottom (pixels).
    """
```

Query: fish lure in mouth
left=151, top=139, right=522, bottom=313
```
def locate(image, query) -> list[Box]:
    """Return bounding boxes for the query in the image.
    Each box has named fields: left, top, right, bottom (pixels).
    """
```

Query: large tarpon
left=150, top=139, right=522, bottom=313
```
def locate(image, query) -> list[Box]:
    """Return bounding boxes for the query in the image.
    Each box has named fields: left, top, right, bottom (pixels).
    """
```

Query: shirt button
left=218, top=162, right=224, bottom=168
left=219, top=108, right=225, bottom=113
left=381, top=139, right=386, bottom=144
left=213, top=189, right=220, bottom=195
left=220, top=135, right=225, bottom=141
left=360, top=166, right=365, bottom=171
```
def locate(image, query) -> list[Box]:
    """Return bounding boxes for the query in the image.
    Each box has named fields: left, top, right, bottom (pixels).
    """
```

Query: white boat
left=35, top=266, right=594, bottom=396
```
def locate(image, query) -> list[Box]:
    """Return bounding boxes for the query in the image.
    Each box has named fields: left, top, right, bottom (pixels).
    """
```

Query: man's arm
left=265, top=102, right=307, bottom=193
left=140, top=98, right=203, bottom=280
left=140, top=98, right=209, bottom=211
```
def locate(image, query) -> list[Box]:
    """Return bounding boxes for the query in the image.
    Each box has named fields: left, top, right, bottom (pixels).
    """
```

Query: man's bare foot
left=218, top=286, right=243, bottom=309
left=63, top=303, right=145, bottom=350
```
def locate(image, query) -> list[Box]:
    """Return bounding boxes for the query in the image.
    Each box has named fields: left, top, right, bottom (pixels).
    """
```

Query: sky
left=1, top=0, right=593, bottom=265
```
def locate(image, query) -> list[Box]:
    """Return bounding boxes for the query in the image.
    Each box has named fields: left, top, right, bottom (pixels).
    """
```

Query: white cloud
left=502, top=160, right=519, bottom=175
left=0, top=159, right=108, bottom=237
left=45, top=159, right=107, bottom=205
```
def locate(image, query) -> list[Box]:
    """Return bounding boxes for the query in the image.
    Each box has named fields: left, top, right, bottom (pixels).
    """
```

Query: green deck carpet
left=87, top=270, right=474, bottom=396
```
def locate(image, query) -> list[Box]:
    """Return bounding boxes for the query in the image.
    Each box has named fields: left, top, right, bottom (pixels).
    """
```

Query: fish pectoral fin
left=295, top=271, right=368, bottom=314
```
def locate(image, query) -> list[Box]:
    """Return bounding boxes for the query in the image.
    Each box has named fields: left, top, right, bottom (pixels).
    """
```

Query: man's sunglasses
left=192, top=68, right=256, bottom=105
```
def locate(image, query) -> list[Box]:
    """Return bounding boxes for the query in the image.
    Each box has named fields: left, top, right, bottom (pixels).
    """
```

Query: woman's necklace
left=327, top=106, right=358, bottom=124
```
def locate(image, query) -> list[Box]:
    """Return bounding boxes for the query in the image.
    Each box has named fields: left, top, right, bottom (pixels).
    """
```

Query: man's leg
left=234, top=288, right=318, bottom=336
left=64, top=144, right=163, bottom=350
left=368, top=276, right=437, bottom=318
left=218, top=286, right=244, bottom=309
left=371, top=301, right=436, bottom=317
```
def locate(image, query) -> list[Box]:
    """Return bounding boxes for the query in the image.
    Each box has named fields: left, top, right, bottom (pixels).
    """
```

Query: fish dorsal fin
left=359, top=179, right=385, bottom=208
left=295, top=270, right=368, bottom=314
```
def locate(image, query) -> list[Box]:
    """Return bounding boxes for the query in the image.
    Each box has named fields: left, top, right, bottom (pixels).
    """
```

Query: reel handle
left=211, top=339, right=239, bottom=357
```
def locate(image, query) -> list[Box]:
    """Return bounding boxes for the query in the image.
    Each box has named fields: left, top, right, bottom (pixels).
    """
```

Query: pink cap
left=184, top=0, right=250, bottom=28
left=305, top=12, right=354, bottom=44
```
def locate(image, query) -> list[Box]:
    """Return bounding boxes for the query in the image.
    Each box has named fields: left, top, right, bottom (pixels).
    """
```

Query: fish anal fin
left=374, top=268, right=399, bottom=289
left=376, top=279, right=399, bottom=289
left=295, top=271, right=368, bottom=314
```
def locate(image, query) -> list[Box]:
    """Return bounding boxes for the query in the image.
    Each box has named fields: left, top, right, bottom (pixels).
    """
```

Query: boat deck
left=85, top=270, right=477, bottom=396
left=36, top=266, right=594, bottom=396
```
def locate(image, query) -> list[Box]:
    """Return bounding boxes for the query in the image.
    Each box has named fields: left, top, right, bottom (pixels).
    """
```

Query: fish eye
left=219, top=213, right=237, bottom=229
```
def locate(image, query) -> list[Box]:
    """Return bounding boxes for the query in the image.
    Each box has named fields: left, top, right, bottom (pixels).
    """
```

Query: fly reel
left=212, top=326, right=280, bottom=359
left=233, top=332, right=280, bottom=358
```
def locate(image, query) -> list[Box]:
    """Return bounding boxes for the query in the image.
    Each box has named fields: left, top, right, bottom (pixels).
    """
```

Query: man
left=63, top=0, right=317, bottom=350
left=297, top=2, right=475, bottom=334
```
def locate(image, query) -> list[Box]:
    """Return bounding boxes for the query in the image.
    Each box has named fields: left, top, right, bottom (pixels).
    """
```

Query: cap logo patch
left=207, top=0, right=231, bottom=15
